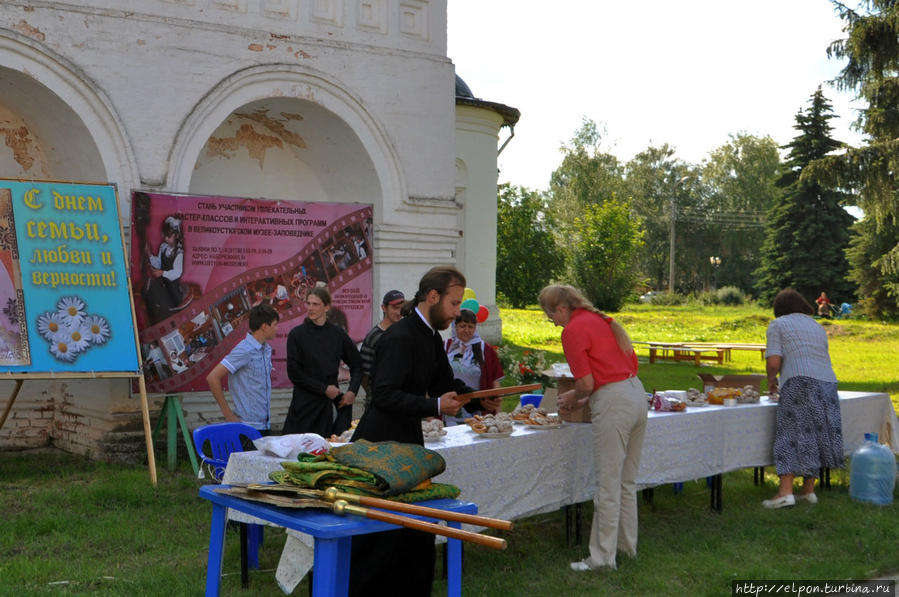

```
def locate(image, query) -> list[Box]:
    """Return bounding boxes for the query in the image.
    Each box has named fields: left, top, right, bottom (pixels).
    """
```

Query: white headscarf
left=446, top=319, right=483, bottom=367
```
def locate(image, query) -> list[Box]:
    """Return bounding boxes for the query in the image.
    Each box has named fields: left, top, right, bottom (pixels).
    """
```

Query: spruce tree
left=755, top=88, right=854, bottom=305
left=805, top=0, right=899, bottom=318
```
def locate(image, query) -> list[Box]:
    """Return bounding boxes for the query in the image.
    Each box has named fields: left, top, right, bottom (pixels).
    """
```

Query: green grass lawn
left=0, top=303, right=897, bottom=596
left=500, top=303, right=899, bottom=411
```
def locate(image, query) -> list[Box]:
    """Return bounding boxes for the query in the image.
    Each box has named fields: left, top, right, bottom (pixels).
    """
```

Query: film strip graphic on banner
left=131, top=192, right=373, bottom=394
left=0, top=189, right=30, bottom=367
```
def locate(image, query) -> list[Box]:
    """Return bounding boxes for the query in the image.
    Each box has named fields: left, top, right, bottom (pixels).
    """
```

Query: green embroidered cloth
left=269, top=440, right=460, bottom=501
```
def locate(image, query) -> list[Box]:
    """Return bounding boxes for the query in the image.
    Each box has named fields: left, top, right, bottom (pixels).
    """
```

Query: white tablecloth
left=221, top=391, right=898, bottom=592
left=224, top=391, right=898, bottom=522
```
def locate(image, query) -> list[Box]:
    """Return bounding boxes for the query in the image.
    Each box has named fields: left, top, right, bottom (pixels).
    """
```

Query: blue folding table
left=198, top=484, right=476, bottom=597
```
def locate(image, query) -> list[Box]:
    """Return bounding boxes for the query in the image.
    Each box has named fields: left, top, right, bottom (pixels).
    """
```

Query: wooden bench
left=643, top=343, right=725, bottom=366
left=681, top=342, right=767, bottom=362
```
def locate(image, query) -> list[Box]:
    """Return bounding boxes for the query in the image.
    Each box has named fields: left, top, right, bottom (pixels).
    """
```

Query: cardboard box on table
left=543, top=369, right=591, bottom=423
left=696, top=374, right=764, bottom=395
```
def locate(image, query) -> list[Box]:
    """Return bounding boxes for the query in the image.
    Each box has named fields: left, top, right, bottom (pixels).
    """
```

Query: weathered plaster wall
left=0, top=0, right=507, bottom=460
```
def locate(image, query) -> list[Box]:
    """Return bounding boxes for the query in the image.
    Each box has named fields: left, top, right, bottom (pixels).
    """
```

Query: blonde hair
left=538, top=284, right=634, bottom=356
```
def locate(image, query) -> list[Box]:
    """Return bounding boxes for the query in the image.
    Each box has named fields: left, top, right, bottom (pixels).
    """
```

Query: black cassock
left=282, top=318, right=361, bottom=437
left=350, top=311, right=471, bottom=596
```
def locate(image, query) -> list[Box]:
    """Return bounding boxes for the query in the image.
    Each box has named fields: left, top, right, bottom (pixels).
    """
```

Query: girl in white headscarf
left=444, top=308, right=504, bottom=415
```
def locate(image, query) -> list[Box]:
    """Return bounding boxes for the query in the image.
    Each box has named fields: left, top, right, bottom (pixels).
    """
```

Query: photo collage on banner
left=130, top=192, right=373, bottom=394
left=0, top=180, right=139, bottom=374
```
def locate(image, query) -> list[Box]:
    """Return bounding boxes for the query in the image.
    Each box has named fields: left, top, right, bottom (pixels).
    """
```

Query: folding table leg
left=575, top=503, right=582, bottom=545
left=312, top=536, right=351, bottom=597
left=708, top=474, right=722, bottom=512
left=239, top=523, right=249, bottom=588
left=447, top=524, right=463, bottom=597
left=205, top=504, right=228, bottom=597
left=753, top=467, right=764, bottom=485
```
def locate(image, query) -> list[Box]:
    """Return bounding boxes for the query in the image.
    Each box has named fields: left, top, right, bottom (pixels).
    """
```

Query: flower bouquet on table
left=498, top=346, right=551, bottom=388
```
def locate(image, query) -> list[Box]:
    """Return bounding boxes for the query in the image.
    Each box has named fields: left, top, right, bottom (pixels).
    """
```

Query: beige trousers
left=585, top=376, right=648, bottom=569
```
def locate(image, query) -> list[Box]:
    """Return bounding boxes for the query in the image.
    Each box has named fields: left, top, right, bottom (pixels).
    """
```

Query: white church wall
left=0, top=0, right=508, bottom=459
left=0, top=3, right=454, bottom=215
left=454, top=104, right=504, bottom=342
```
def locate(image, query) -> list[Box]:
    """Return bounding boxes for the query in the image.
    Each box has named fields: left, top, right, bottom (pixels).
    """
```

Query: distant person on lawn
left=816, top=291, right=832, bottom=318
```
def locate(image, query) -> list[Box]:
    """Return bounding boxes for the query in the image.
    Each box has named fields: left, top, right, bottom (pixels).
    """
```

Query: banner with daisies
left=0, top=180, right=139, bottom=374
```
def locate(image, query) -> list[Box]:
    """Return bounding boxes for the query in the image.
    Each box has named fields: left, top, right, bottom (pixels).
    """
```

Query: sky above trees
left=448, top=0, right=864, bottom=191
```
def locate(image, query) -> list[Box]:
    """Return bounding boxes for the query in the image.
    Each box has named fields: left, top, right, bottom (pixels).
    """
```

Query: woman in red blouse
left=539, top=284, right=647, bottom=573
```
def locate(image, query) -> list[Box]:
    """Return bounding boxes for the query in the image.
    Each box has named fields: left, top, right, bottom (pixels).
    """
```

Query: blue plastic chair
left=192, top=422, right=264, bottom=580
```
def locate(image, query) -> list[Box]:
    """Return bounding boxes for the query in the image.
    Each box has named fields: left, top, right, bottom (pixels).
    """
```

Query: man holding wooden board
left=350, top=265, right=473, bottom=597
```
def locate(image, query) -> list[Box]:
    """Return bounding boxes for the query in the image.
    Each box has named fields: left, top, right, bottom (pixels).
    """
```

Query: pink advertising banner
left=130, top=191, right=373, bottom=394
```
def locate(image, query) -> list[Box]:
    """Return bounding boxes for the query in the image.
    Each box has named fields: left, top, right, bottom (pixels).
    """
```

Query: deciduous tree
left=569, top=198, right=644, bottom=311
left=700, top=134, right=780, bottom=294
left=496, top=184, right=563, bottom=308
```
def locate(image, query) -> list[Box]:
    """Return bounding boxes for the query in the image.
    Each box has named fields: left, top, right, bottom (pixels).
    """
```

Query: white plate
left=423, top=435, right=446, bottom=443
left=470, top=429, right=514, bottom=438
left=521, top=422, right=563, bottom=429
left=686, top=401, right=708, bottom=408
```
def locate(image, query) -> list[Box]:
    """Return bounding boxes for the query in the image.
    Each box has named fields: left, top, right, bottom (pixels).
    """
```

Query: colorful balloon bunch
left=460, top=287, right=489, bottom=323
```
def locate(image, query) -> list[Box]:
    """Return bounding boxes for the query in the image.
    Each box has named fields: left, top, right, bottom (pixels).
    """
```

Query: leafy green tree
left=623, top=145, right=677, bottom=290
left=803, top=0, right=899, bottom=318
left=624, top=147, right=705, bottom=292
left=548, top=120, right=643, bottom=307
left=845, top=216, right=899, bottom=319
left=545, top=120, right=632, bottom=297
left=495, top=184, right=563, bottom=308
left=569, top=198, right=644, bottom=310
left=755, top=88, right=854, bottom=305
left=699, top=134, right=781, bottom=294
left=549, top=119, right=625, bottom=227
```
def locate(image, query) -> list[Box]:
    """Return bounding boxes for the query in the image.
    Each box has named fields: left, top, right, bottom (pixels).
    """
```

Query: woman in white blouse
left=763, top=288, right=842, bottom=509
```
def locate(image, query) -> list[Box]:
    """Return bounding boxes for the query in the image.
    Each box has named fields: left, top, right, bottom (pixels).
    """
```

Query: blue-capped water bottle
left=849, top=433, right=896, bottom=505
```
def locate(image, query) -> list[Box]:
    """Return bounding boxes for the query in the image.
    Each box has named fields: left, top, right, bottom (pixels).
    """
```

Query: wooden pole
left=118, top=181, right=157, bottom=487
left=455, top=383, right=542, bottom=405
left=0, top=379, right=24, bottom=432
left=323, top=487, right=513, bottom=531
left=336, top=501, right=507, bottom=550
left=247, top=484, right=514, bottom=530
left=217, top=487, right=508, bottom=549
left=136, top=374, right=158, bottom=486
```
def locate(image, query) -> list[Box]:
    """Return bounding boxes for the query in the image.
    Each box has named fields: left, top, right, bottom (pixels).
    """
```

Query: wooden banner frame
left=0, top=178, right=157, bottom=486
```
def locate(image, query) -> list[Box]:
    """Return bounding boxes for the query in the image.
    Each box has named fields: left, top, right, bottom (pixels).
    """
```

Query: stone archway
left=169, top=64, right=404, bottom=218
left=188, top=96, right=379, bottom=205
left=0, top=31, right=138, bottom=193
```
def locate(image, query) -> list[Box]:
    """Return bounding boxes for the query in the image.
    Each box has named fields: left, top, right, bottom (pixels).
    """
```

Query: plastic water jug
left=849, top=433, right=896, bottom=505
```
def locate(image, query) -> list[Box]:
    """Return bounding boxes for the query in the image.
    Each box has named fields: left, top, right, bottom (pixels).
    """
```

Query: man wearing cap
left=358, top=289, right=404, bottom=406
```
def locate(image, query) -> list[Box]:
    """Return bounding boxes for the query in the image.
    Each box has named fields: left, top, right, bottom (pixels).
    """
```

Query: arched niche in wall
left=189, top=96, right=378, bottom=205
left=170, top=65, right=404, bottom=217
left=0, top=31, right=137, bottom=194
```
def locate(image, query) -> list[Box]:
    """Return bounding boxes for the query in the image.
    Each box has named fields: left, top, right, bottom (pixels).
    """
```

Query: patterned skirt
left=773, top=376, right=843, bottom=477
